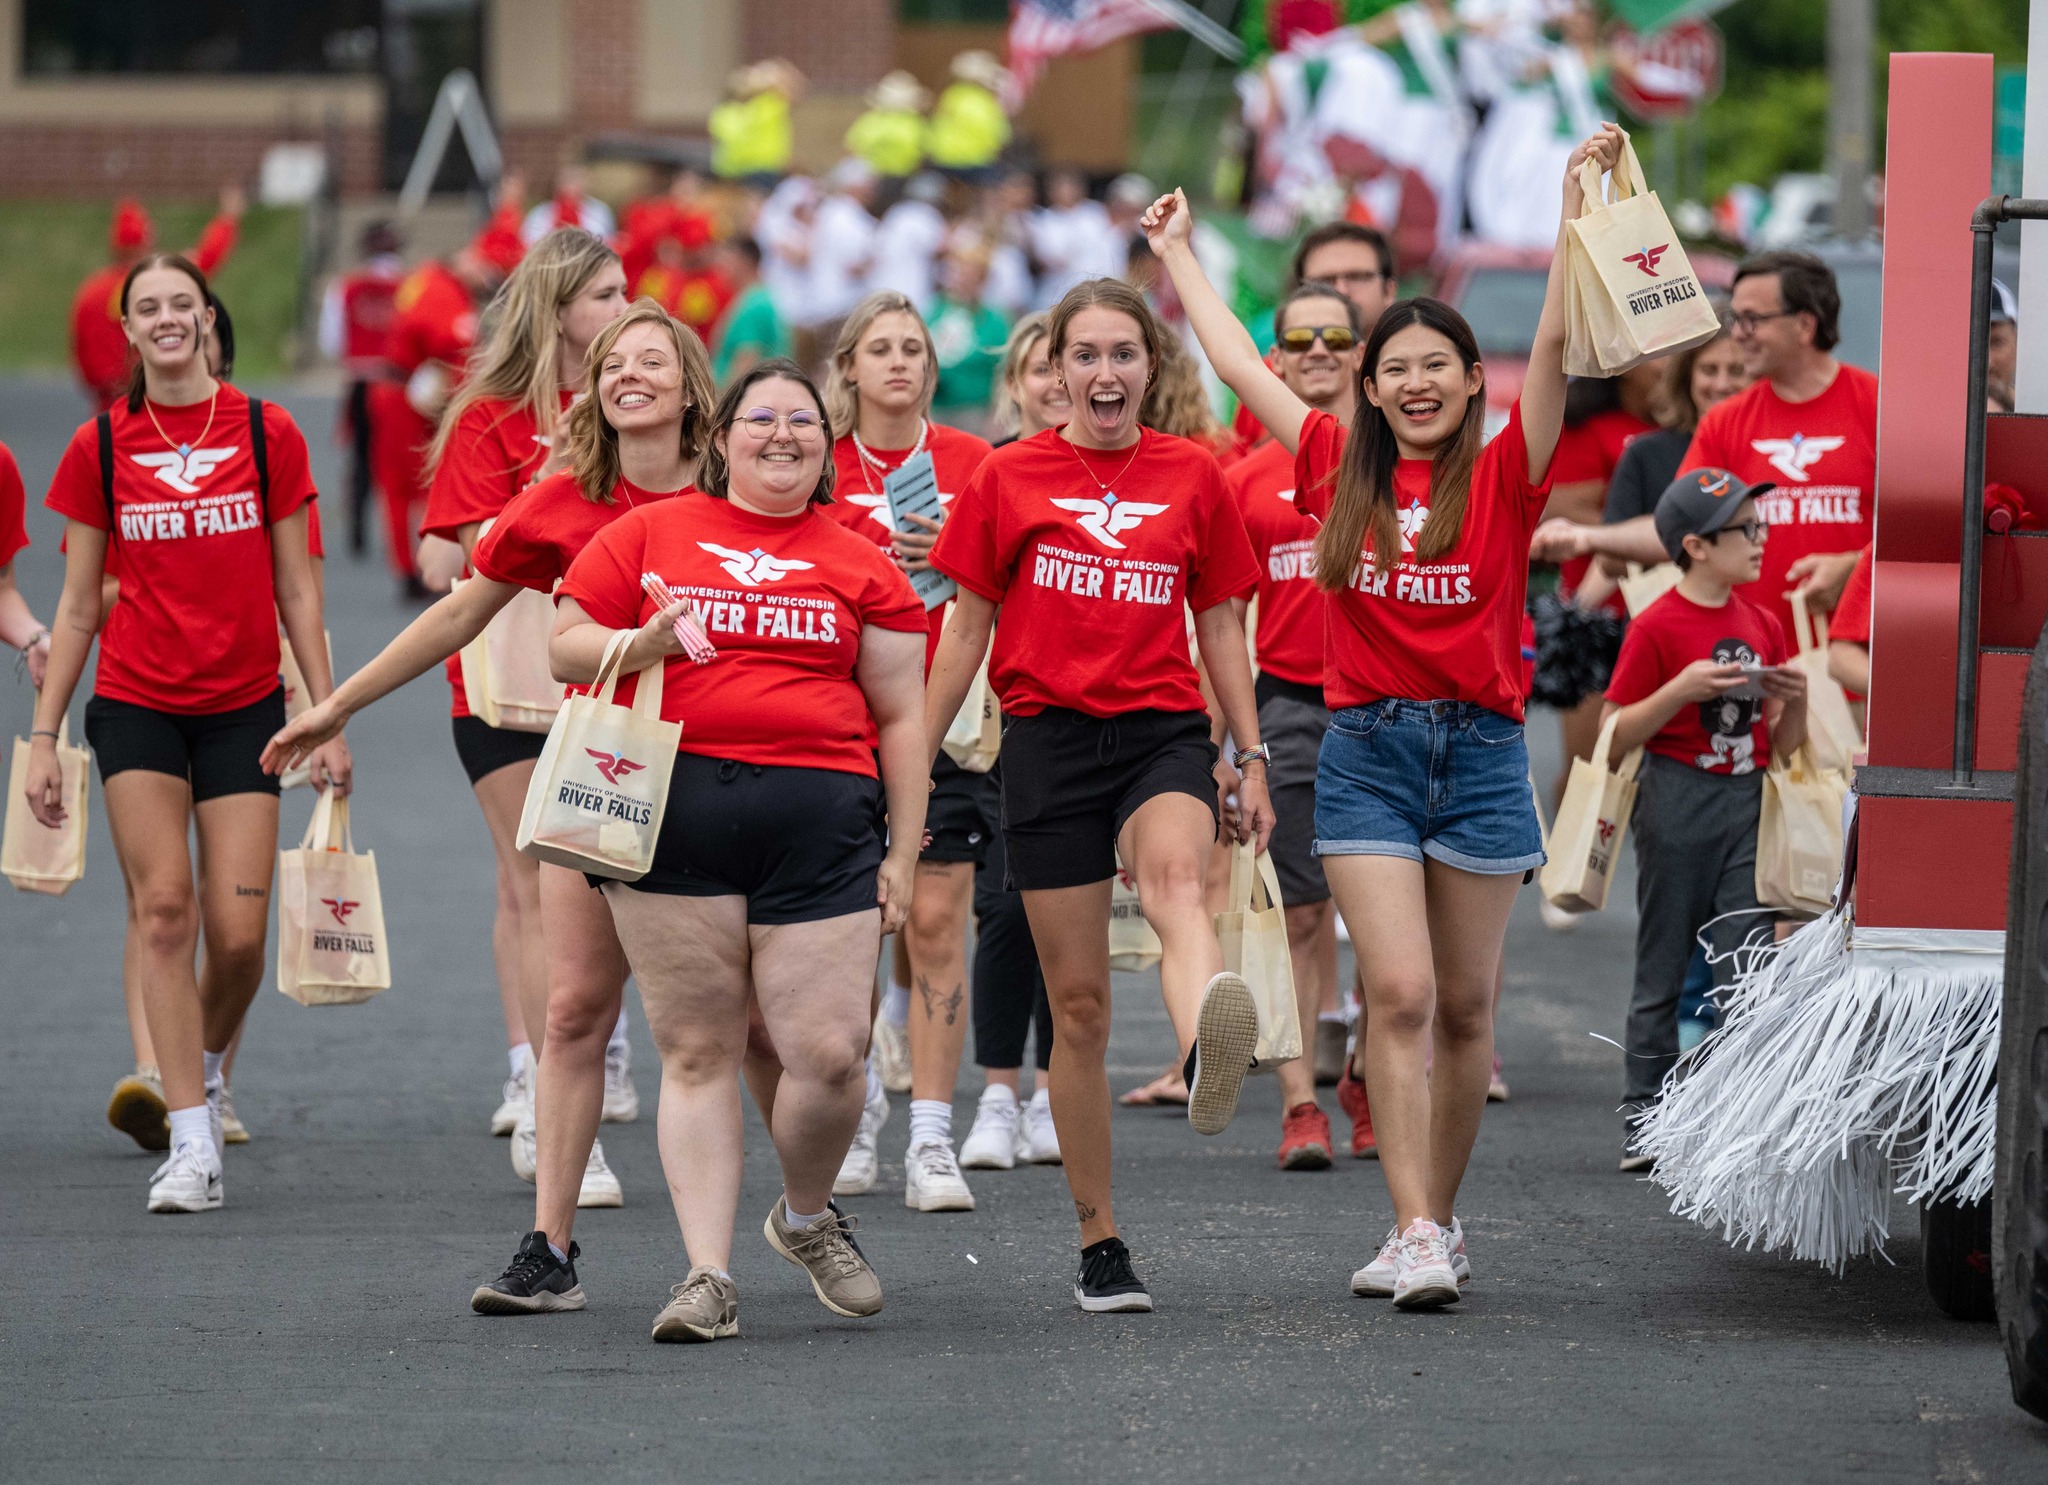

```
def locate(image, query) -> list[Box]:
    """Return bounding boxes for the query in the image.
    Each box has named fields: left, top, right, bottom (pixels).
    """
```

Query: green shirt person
left=929, top=250, right=1010, bottom=417
left=709, top=238, right=791, bottom=386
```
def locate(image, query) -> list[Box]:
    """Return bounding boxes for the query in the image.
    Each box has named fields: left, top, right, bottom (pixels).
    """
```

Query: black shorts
left=924, top=752, right=1000, bottom=864
left=619, top=752, right=886, bottom=924
left=85, top=687, right=285, bottom=803
left=1256, top=672, right=1332, bottom=906
left=998, top=707, right=1218, bottom=891
left=451, top=714, right=548, bottom=787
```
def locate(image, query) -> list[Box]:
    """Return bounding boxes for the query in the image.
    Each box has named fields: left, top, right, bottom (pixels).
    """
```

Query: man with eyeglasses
left=1679, top=250, right=1876, bottom=642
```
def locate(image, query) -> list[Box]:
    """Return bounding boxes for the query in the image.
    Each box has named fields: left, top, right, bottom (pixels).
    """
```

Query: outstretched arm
left=1143, top=189, right=1313, bottom=453
left=1523, top=123, right=1628, bottom=483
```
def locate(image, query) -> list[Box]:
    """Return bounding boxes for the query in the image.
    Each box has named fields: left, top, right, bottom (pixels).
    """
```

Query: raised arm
left=924, top=589, right=996, bottom=764
left=1522, top=123, right=1627, bottom=484
left=1143, top=189, right=1312, bottom=453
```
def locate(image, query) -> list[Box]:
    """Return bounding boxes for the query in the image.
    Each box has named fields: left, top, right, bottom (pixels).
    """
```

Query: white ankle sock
left=607, top=1010, right=629, bottom=1056
left=547, top=1239, right=569, bottom=1263
left=509, top=1043, right=532, bottom=1079
left=882, top=979, right=910, bottom=1027
left=979, top=1083, right=1018, bottom=1109
left=783, top=1199, right=829, bottom=1228
left=167, top=1105, right=215, bottom=1161
left=909, top=1099, right=951, bottom=1149
left=1029, top=1086, right=1051, bottom=1111
left=201, top=1050, right=225, bottom=1087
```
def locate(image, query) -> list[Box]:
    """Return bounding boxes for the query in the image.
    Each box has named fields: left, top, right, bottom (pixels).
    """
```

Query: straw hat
left=870, top=70, right=930, bottom=113
left=951, top=50, right=1009, bottom=93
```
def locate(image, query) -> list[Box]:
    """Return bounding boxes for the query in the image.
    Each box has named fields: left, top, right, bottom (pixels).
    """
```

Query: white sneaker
left=577, top=1139, right=623, bottom=1208
left=1448, top=1217, right=1472, bottom=1285
left=1350, top=1225, right=1402, bottom=1297
left=602, top=1042, right=639, bottom=1124
left=1391, top=1219, right=1461, bottom=1309
left=959, top=1088, right=1020, bottom=1170
left=904, top=1140, right=976, bottom=1212
left=511, top=1113, right=538, bottom=1183
left=217, top=1084, right=250, bottom=1144
left=873, top=1016, right=912, bottom=1094
left=204, top=1082, right=225, bottom=1160
left=1023, top=1093, right=1062, bottom=1164
left=1539, top=898, right=1582, bottom=933
left=492, top=1058, right=532, bottom=1136
left=833, top=1071, right=888, bottom=1196
left=148, top=1142, right=222, bottom=1213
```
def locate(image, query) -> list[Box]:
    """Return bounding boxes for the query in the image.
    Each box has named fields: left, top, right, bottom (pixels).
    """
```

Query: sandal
left=1118, top=1064, right=1189, bottom=1107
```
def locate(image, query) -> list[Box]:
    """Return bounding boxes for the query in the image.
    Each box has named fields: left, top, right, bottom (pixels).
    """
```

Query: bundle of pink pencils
left=640, top=573, right=718, bottom=664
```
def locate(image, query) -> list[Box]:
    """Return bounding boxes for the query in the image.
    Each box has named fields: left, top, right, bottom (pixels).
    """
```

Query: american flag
left=1005, top=0, right=1173, bottom=106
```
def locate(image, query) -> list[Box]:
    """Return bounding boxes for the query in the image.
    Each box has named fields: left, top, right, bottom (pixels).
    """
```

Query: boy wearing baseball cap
left=1602, top=468, right=1809, bottom=1170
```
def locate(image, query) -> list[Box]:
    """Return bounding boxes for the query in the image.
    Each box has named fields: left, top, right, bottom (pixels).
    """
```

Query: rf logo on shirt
left=696, top=542, right=816, bottom=587
left=131, top=445, right=239, bottom=494
left=1050, top=493, right=1170, bottom=551
left=1750, top=433, right=1844, bottom=483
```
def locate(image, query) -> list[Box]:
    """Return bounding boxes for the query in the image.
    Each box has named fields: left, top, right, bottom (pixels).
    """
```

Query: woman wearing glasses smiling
left=551, top=359, right=931, bottom=1341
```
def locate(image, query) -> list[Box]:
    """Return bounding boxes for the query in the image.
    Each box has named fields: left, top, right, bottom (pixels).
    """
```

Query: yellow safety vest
left=845, top=108, right=926, bottom=178
left=711, top=93, right=792, bottom=178
left=926, top=82, right=1009, bottom=169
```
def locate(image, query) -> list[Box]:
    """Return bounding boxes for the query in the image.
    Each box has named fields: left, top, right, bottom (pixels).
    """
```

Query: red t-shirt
left=1829, top=541, right=1873, bottom=647
left=558, top=493, right=927, bottom=776
left=45, top=386, right=316, bottom=713
left=931, top=426, right=1258, bottom=719
left=387, top=261, right=478, bottom=377
left=827, top=423, right=994, bottom=665
left=473, top=471, right=689, bottom=595
left=1681, top=364, right=1877, bottom=641
left=1294, top=404, right=1555, bottom=719
left=0, top=441, right=27, bottom=567
left=1226, top=436, right=1322, bottom=689
left=423, top=393, right=572, bottom=718
left=1552, top=408, right=1654, bottom=607
left=1607, top=587, right=1789, bottom=775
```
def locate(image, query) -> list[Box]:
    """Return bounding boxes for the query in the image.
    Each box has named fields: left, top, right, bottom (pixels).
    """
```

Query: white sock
left=979, top=1083, right=1018, bottom=1109
left=607, top=1009, right=629, bottom=1056
left=783, top=1199, right=829, bottom=1228
left=547, top=1239, right=569, bottom=1264
left=167, top=1105, right=216, bottom=1161
left=909, top=1099, right=952, bottom=1149
left=1029, top=1086, right=1051, bottom=1112
left=201, top=1050, right=226, bottom=1087
left=882, top=979, right=910, bottom=1027
left=509, top=1042, right=532, bottom=1079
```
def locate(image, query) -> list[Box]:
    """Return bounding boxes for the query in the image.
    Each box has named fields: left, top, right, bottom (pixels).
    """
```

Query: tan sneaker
left=651, top=1265, right=739, bottom=1342
left=218, top=1084, right=251, bottom=1144
left=108, top=1065, right=170, bottom=1152
left=763, top=1198, right=883, bottom=1317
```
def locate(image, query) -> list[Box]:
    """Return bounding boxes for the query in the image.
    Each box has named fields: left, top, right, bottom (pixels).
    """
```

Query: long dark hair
left=698, top=358, right=837, bottom=506
left=1312, top=297, right=1484, bottom=591
left=118, top=252, right=213, bottom=412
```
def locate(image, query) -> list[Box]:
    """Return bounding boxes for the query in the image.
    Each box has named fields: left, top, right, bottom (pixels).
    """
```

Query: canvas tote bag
left=941, top=650, right=1001, bottom=774
left=1108, top=862, right=1163, bottom=973
left=1755, top=740, right=1849, bottom=917
left=1789, top=589, right=1863, bottom=775
left=517, top=630, right=681, bottom=880
left=455, top=520, right=568, bottom=734
left=1215, top=842, right=1302, bottom=1072
left=1619, top=561, right=1682, bottom=618
left=1562, top=134, right=1722, bottom=377
left=2, top=717, right=88, bottom=895
left=1540, top=712, right=1642, bottom=912
left=277, top=788, right=392, bottom=1006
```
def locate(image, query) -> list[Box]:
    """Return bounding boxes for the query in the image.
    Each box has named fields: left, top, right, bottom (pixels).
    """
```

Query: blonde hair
left=825, top=290, right=937, bottom=434
left=426, top=227, right=619, bottom=479
left=564, top=300, right=717, bottom=503
left=1140, top=330, right=1222, bottom=446
left=990, top=312, right=1050, bottom=437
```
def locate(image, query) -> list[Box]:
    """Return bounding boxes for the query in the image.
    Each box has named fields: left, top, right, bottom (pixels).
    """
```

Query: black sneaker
left=1619, top=1106, right=1656, bottom=1173
left=1074, top=1237, right=1154, bottom=1313
left=471, top=1231, right=588, bottom=1314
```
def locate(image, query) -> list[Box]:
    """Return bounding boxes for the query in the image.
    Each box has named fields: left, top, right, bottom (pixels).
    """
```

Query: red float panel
left=1856, top=794, right=2011, bottom=931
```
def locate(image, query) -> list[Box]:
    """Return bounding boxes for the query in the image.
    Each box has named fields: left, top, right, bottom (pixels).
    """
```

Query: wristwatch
left=1231, top=744, right=1271, bottom=769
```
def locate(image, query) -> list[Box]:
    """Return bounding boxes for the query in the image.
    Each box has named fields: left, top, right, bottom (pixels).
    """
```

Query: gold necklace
left=1063, top=427, right=1146, bottom=500
left=143, top=384, right=220, bottom=461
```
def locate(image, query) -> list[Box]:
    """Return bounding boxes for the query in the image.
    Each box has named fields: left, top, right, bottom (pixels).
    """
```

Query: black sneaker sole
left=470, top=1283, right=587, bottom=1315
left=1074, top=1285, right=1155, bottom=1313
left=108, top=1080, right=170, bottom=1152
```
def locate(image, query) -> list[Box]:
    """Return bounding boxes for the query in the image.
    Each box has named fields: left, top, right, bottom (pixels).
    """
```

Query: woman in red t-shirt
left=820, top=289, right=997, bottom=1207
left=1147, top=124, right=1624, bottom=1308
left=25, top=252, right=347, bottom=1217
left=266, top=304, right=718, bottom=1304
left=550, top=360, right=929, bottom=1337
left=925, top=278, right=1270, bottom=1315
left=0, top=440, right=49, bottom=687
left=416, top=228, right=627, bottom=1154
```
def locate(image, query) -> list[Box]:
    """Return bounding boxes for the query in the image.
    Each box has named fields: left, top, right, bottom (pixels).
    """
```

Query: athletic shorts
left=924, top=752, right=1000, bottom=865
left=451, top=714, right=548, bottom=787
left=997, top=707, right=1217, bottom=891
left=1315, top=699, right=1545, bottom=875
left=1256, top=672, right=1331, bottom=906
left=85, top=686, right=285, bottom=802
left=618, top=751, right=886, bottom=924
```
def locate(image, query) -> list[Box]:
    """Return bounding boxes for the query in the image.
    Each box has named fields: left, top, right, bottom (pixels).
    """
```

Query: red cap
left=552, top=188, right=583, bottom=231
left=469, top=221, right=526, bottom=277
left=677, top=212, right=714, bottom=251
left=111, top=199, right=152, bottom=252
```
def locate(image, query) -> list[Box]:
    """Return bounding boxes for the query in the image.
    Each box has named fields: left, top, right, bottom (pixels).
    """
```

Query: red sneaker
left=1337, top=1065, right=1378, bottom=1159
left=1277, top=1102, right=1333, bottom=1169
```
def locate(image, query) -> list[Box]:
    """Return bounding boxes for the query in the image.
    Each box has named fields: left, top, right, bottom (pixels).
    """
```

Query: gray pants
left=1625, top=754, right=1773, bottom=1106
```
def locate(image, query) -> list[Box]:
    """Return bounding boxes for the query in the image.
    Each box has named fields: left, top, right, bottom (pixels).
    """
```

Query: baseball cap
left=1654, top=467, right=1774, bottom=561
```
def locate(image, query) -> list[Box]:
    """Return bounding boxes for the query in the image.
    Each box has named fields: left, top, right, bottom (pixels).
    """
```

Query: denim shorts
left=1313, top=699, right=1546, bottom=875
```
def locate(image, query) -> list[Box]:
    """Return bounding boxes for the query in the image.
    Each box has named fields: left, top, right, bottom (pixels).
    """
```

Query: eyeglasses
left=1318, top=269, right=1385, bottom=291
left=1713, top=518, right=1769, bottom=543
left=1277, top=325, right=1358, bottom=353
left=735, top=408, right=824, bottom=439
left=1729, top=309, right=1797, bottom=335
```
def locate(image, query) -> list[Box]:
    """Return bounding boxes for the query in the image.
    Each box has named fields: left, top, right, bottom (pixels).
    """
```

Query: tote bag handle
left=299, top=787, right=354, bottom=854
left=1226, top=839, right=1283, bottom=915
left=589, top=627, right=669, bottom=722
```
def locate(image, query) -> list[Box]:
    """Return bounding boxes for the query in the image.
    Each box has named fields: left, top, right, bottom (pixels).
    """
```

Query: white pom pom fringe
left=1633, top=906, right=2001, bottom=1273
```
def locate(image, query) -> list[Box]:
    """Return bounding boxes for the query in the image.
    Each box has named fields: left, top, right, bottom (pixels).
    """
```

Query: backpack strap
left=246, top=395, right=271, bottom=527
left=97, top=411, right=118, bottom=546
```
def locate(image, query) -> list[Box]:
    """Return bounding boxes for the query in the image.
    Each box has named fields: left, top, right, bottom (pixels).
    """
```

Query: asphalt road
left=1, top=374, right=2042, bottom=1483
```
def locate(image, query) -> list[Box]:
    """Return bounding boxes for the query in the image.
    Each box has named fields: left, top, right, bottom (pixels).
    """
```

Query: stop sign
left=1611, top=18, right=1725, bottom=124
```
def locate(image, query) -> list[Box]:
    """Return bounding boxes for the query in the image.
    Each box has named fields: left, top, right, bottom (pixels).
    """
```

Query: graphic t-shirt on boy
left=45, top=387, right=317, bottom=713
left=1606, top=587, right=1788, bottom=775
left=1226, top=435, right=1323, bottom=690
left=1293, top=403, right=1554, bottom=720
left=559, top=493, right=927, bottom=776
left=930, top=426, right=1258, bottom=718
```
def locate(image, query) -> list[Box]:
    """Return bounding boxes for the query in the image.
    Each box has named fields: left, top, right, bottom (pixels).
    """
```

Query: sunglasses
left=1277, top=325, right=1357, bottom=354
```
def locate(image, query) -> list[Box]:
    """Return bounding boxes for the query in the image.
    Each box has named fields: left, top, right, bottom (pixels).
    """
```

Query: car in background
left=1432, top=242, right=1737, bottom=437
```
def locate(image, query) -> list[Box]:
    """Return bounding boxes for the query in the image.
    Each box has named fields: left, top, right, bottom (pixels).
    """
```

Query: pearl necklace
left=851, top=419, right=929, bottom=494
